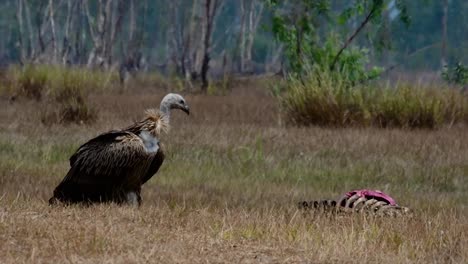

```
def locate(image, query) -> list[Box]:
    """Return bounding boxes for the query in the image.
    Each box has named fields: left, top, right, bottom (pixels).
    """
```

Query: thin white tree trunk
left=441, top=0, right=448, bottom=68
left=23, top=0, right=35, bottom=59
left=75, top=1, right=86, bottom=64
left=182, top=0, right=201, bottom=78
left=244, top=0, right=263, bottom=73
left=239, top=0, right=247, bottom=72
left=168, top=0, right=181, bottom=73
left=86, top=0, right=112, bottom=68
left=62, top=0, right=73, bottom=65
left=49, top=0, right=57, bottom=63
left=16, top=0, right=25, bottom=62
left=37, top=2, right=50, bottom=57
left=128, top=0, right=135, bottom=43
left=193, top=0, right=204, bottom=76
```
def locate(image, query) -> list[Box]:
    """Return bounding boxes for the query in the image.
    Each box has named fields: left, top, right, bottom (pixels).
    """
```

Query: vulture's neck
left=132, top=109, right=169, bottom=137
left=159, top=101, right=171, bottom=122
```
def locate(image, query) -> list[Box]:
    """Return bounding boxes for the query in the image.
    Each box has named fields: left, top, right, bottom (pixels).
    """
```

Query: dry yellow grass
left=0, top=82, right=467, bottom=263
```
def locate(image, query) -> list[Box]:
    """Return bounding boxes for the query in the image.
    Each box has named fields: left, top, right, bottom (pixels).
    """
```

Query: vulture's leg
left=126, top=191, right=140, bottom=206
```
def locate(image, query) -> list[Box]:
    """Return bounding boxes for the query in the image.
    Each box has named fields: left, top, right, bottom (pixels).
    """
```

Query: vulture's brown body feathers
left=49, top=94, right=189, bottom=206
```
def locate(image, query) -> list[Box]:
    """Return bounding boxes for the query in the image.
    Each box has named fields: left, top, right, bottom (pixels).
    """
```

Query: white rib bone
left=370, top=201, right=388, bottom=211
left=353, top=197, right=368, bottom=212
left=344, top=194, right=361, bottom=208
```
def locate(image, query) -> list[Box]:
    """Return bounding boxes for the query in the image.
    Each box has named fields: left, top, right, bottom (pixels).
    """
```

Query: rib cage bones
left=299, top=194, right=412, bottom=217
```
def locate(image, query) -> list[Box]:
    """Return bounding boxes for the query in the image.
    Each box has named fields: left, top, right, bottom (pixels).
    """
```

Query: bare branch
left=330, top=3, right=378, bottom=70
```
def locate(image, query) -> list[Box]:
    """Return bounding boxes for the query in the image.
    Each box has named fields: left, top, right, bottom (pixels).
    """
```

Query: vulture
left=49, top=93, right=190, bottom=206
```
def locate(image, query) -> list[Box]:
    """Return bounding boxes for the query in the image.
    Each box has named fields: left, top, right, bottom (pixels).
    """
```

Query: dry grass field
left=0, top=80, right=467, bottom=263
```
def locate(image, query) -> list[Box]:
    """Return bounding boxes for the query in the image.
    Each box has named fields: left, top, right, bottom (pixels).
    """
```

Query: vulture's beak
left=182, top=105, right=190, bottom=115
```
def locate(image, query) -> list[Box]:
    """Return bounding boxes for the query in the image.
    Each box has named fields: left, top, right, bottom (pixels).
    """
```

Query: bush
left=372, top=84, right=467, bottom=128
left=6, top=65, right=114, bottom=124
left=40, top=97, right=97, bottom=125
left=442, top=62, right=468, bottom=86
left=11, top=65, right=48, bottom=100
left=279, top=69, right=468, bottom=128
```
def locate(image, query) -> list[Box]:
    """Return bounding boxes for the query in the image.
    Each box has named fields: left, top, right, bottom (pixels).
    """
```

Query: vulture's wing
left=53, top=130, right=160, bottom=203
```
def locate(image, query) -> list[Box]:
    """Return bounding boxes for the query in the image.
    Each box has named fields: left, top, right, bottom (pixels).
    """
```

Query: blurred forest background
left=1, top=0, right=467, bottom=128
left=1, top=3, right=468, bottom=263
left=0, top=0, right=467, bottom=85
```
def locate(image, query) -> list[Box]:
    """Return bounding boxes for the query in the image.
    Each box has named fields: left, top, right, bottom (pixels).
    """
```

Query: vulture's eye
left=179, top=100, right=184, bottom=104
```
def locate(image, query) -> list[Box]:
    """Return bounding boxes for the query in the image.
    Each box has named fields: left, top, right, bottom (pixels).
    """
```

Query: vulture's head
left=160, top=93, right=190, bottom=115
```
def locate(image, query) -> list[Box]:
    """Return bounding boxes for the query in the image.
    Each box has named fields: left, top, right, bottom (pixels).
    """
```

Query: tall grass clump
left=279, top=68, right=468, bottom=128
left=9, top=65, right=49, bottom=100
left=7, top=65, right=116, bottom=124
left=372, top=83, right=467, bottom=128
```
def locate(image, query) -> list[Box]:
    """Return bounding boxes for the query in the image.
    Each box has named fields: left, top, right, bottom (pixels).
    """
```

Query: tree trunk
left=74, top=1, right=86, bottom=65
left=16, top=0, right=25, bottom=63
left=168, top=0, right=179, bottom=73
left=200, top=0, right=222, bottom=92
left=62, top=0, right=75, bottom=65
left=128, top=0, right=135, bottom=44
left=182, top=0, right=202, bottom=80
left=193, top=0, right=205, bottom=78
left=107, top=0, right=125, bottom=66
left=49, top=0, right=57, bottom=63
left=381, top=6, right=391, bottom=67
left=23, top=0, right=35, bottom=60
left=239, top=0, right=247, bottom=72
left=441, top=0, right=448, bottom=68
left=85, top=0, right=124, bottom=68
left=86, top=0, right=108, bottom=68
left=37, top=1, right=49, bottom=57
left=244, top=0, right=263, bottom=73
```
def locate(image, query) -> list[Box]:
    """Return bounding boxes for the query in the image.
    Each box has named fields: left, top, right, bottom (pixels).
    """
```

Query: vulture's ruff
left=49, top=93, right=189, bottom=206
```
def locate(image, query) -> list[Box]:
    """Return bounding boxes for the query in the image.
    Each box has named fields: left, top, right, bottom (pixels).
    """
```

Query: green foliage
left=279, top=68, right=468, bottom=128
left=312, top=34, right=384, bottom=85
left=266, top=0, right=407, bottom=83
left=442, top=62, right=468, bottom=86
left=265, top=0, right=466, bottom=129
left=395, top=0, right=411, bottom=26
left=267, top=0, right=331, bottom=73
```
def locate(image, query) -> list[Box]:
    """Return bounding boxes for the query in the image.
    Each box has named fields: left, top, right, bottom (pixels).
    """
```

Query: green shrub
left=442, top=62, right=468, bottom=86
left=279, top=69, right=468, bottom=128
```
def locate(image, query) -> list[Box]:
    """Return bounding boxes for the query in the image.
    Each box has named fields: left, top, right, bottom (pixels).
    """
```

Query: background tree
left=0, top=0, right=466, bottom=84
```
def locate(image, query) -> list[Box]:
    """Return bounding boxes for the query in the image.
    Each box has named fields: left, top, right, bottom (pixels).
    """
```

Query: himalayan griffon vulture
left=49, top=93, right=189, bottom=206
